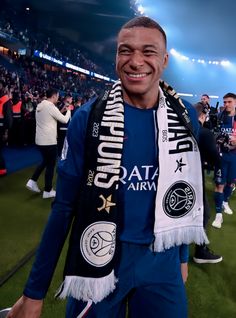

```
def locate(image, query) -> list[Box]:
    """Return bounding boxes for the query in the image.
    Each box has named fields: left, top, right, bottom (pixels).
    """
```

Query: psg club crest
left=163, top=181, right=196, bottom=218
left=80, top=222, right=116, bottom=267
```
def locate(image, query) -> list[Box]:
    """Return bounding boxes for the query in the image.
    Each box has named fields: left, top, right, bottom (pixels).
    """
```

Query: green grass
left=0, top=248, right=67, bottom=317
left=0, top=168, right=51, bottom=277
left=0, top=169, right=236, bottom=317
left=0, top=167, right=67, bottom=317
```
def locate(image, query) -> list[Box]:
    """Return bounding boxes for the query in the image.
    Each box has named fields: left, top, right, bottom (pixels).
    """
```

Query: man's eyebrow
left=118, top=44, right=131, bottom=49
left=143, top=44, right=158, bottom=49
left=118, top=44, right=158, bottom=49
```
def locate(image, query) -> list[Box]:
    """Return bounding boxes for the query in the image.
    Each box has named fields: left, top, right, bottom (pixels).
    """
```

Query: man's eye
left=144, top=50, right=157, bottom=55
left=119, top=49, right=131, bottom=54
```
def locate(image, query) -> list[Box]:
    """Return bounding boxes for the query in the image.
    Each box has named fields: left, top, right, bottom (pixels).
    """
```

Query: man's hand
left=60, top=105, right=69, bottom=113
left=6, top=295, right=43, bottom=318
left=181, top=262, right=188, bottom=284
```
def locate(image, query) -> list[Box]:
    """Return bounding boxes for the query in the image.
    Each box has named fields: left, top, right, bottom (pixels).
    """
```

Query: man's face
left=53, top=93, right=59, bottom=104
left=116, top=26, right=168, bottom=100
left=224, top=97, right=236, bottom=113
left=65, top=96, right=73, bottom=105
left=201, top=95, right=210, bottom=105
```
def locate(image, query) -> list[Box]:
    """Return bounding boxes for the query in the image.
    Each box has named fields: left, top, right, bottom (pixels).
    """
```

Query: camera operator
left=201, top=94, right=220, bottom=132
left=201, top=94, right=211, bottom=108
left=212, top=93, right=236, bottom=229
left=193, top=102, right=222, bottom=263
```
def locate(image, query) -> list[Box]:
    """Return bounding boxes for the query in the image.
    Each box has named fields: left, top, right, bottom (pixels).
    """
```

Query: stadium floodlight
left=220, top=60, right=230, bottom=67
left=137, top=5, right=145, bottom=15
left=170, top=48, right=180, bottom=57
left=209, top=95, right=219, bottom=99
left=178, top=93, right=194, bottom=97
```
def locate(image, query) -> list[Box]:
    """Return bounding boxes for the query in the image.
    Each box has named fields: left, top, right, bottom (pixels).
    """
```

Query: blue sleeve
left=23, top=101, right=93, bottom=299
left=179, top=244, right=189, bottom=263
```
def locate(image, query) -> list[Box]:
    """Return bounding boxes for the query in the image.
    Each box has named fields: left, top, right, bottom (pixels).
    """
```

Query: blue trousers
left=65, top=242, right=187, bottom=318
left=220, top=153, right=236, bottom=184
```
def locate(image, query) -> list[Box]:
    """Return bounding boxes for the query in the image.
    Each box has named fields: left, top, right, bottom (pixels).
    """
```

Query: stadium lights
left=131, top=0, right=146, bottom=16
left=220, top=60, right=230, bottom=67
left=137, top=5, right=145, bottom=15
left=177, top=93, right=219, bottom=99
left=178, top=93, right=194, bottom=97
left=209, top=95, right=219, bottom=99
left=34, top=50, right=115, bottom=82
left=170, top=48, right=231, bottom=67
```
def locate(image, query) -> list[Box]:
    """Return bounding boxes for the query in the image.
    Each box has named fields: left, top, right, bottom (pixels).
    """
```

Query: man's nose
left=129, top=51, right=144, bottom=68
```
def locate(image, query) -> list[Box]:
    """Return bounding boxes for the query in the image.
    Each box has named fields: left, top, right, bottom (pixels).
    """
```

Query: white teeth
left=128, top=73, right=147, bottom=78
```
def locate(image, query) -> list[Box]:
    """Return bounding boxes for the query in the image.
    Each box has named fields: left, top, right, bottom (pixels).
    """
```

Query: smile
left=126, top=72, right=150, bottom=78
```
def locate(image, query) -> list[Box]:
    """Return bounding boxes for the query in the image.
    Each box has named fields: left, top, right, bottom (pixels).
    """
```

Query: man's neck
left=123, top=90, right=159, bottom=109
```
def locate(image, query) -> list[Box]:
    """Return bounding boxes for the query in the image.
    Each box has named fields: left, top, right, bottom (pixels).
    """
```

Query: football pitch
left=0, top=168, right=236, bottom=318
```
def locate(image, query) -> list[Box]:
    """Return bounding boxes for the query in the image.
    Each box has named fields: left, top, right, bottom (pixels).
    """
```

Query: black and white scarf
left=56, top=80, right=208, bottom=304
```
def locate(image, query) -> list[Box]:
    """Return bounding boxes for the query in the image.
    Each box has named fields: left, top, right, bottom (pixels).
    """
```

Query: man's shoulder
left=182, top=99, right=194, bottom=112
left=68, top=97, right=98, bottom=134
left=71, top=97, right=97, bottom=121
left=181, top=99, right=198, bottom=121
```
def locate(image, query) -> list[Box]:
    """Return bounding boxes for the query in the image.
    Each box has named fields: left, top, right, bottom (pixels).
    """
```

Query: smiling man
left=7, top=17, right=207, bottom=318
left=116, top=21, right=168, bottom=108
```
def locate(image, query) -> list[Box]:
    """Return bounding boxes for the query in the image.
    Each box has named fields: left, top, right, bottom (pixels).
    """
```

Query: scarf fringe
left=153, top=227, right=209, bottom=252
left=56, top=270, right=118, bottom=303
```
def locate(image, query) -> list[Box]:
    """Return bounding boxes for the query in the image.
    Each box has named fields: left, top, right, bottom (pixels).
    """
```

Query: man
left=26, top=88, right=71, bottom=199
left=201, top=94, right=211, bottom=109
left=57, top=94, right=74, bottom=157
left=193, top=102, right=222, bottom=263
left=8, top=91, right=23, bottom=146
left=212, top=93, right=236, bottom=228
left=8, top=17, right=207, bottom=318
left=0, top=83, right=13, bottom=176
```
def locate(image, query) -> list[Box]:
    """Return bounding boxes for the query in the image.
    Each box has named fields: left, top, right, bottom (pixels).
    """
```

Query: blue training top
left=219, top=114, right=236, bottom=156
left=23, top=97, right=199, bottom=300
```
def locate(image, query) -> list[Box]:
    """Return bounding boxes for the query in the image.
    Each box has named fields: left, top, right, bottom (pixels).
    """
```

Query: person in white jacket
left=26, top=88, right=71, bottom=198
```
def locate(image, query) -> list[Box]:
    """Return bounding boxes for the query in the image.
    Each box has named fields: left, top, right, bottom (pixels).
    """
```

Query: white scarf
left=153, top=87, right=208, bottom=252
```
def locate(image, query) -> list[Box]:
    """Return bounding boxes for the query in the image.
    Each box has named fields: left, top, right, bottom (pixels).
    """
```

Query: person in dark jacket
left=8, top=91, right=24, bottom=146
left=57, top=94, right=74, bottom=157
left=193, top=102, right=222, bottom=263
left=0, top=84, right=13, bottom=176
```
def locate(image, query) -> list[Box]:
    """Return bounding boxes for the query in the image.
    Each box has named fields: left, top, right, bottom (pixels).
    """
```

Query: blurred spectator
left=0, top=82, right=13, bottom=175
left=57, top=94, right=74, bottom=157
left=26, top=88, right=71, bottom=199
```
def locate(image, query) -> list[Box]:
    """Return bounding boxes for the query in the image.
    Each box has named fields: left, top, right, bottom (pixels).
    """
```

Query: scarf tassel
left=153, top=226, right=209, bottom=252
left=55, top=270, right=118, bottom=304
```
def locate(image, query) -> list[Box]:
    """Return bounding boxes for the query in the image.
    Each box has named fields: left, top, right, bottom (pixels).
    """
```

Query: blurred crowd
left=0, top=6, right=115, bottom=78
left=0, top=59, right=111, bottom=147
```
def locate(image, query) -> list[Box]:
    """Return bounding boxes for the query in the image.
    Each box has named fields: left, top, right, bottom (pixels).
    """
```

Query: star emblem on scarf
left=174, top=158, right=187, bottom=173
left=97, top=195, right=116, bottom=213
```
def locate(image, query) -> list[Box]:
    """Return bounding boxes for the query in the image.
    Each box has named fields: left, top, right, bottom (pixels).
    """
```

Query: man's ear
left=163, top=52, right=169, bottom=69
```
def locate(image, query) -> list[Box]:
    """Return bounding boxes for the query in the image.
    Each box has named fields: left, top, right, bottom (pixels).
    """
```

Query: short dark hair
left=46, top=88, right=58, bottom=99
left=64, top=94, right=72, bottom=100
left=223, top=92, right=236, bottom=99
left=201, top=94, right=209, bottom=99
left=120, top=16, right=167, bottom=47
